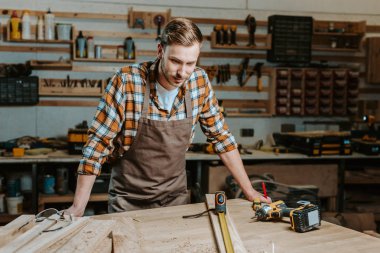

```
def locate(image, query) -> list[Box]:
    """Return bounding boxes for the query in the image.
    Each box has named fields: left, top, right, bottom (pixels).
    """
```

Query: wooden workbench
left=93, top=198, right=380, bottom=253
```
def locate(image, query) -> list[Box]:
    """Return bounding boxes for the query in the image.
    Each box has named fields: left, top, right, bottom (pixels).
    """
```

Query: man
left=67, top=18, right=270, bottom=216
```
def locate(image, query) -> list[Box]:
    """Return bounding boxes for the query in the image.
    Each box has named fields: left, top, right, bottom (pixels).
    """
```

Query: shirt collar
left=148, top=58, right=189, bottom=99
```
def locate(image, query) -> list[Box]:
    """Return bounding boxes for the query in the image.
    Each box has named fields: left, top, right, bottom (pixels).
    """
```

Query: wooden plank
left=205, top=194, right=247, bottom=253
left=0, top=215, right=35, bottom=247
left=0, top=45, right=70, bottom=53
left=222, top=99, right=268, bottom=109
left=29, top=60, right=72, bottom=70
left=0, top=218, right=57, bottom=253
left=112, top=217, right=141, bottom=253
left=93, top=234, right=112, bottom=253
left=0, top=9, right=127, bottom=21
left=17, top=217, right=89, bottom=253
left=56, top=220, right=115, bottom=253
left=78, top=30, right=155, bottom=40
left=366, top=37, right=380, bottom=84
left=38, top=100, right=99, bottom=107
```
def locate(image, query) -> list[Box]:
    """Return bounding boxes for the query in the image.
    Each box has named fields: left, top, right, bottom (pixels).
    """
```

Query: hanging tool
left=154, top=14, right=165, bottom=41
left=214, top=25, right=223, bottom=45
left=252, top=199, right=321, bottom=233
left=237, top=58, right=250, bottom=87
left=222, top=25, right=229, bottom=45
left=215, top=191, right=234, bottom=253
left=245, top=14, right=256, bottom=46
left=230, top=25, right=237, bottom=45
left=254, top=62, right=264, bottom=92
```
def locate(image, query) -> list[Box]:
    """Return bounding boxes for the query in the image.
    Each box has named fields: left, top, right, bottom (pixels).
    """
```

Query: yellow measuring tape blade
left=218, top=212, right=235, bottom=253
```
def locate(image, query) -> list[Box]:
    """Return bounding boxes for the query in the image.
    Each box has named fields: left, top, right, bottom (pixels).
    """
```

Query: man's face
left=157, top=43, right=200, bottom=90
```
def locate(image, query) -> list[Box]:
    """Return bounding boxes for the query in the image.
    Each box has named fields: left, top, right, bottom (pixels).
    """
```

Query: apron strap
left=141, top=80, right=192, bottom=119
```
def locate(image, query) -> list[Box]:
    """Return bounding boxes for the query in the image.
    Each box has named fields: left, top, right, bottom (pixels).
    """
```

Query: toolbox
left=67, top=121, right=89, bottom=154
left=273, top=131, right=352, bottom=156
left=0, top=76, right=39, bottom=105
left=351, top=138, right=380, bottom=155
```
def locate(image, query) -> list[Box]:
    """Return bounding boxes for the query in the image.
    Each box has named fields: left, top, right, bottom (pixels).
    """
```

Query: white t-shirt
left=156, top=82, right=179, bottom=113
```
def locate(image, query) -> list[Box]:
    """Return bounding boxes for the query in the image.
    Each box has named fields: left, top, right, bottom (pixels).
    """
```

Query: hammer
left=254, top=62, right=264, bottom=92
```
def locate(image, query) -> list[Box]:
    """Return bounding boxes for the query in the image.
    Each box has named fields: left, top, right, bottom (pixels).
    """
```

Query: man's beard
left=160, top=58, right=187, bottom=89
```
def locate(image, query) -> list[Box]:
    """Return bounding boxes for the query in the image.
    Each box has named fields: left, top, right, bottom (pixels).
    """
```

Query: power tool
left=252, top=199, right=321, bottom=233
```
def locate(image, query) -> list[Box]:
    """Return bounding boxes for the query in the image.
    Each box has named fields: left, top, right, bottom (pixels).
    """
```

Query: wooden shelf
left=38, top=193, right=108, bottom=211
left=5, top=38, right=73, bottom=44
left=39, top=78, right=104, bottom=97
left=314, top=32, right=362, bottom=37
left=29, top=60, right=72, bottom=70
left=210, top=32, right=271, bottom=50
left=73, top=58, right=135, bottom=63
left=312, top=46, right=361, bottom=52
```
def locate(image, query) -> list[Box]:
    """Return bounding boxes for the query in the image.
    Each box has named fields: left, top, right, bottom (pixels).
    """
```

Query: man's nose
left=177, top=65, right=187, bottom=76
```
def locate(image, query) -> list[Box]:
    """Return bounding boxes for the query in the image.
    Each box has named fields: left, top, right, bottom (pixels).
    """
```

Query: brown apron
left=108, top=79, right=192, bottom=212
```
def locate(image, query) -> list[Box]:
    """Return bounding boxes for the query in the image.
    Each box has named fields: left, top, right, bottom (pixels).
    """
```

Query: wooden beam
left=205, top=194, right=247, bottom=253
left=0, top=45, right=70, bottom=53
left=38, top=100, right=99, bottom=107
left=17, top=217, right=90, bottom=253
left=79, top=30, right=155, bottom=40
left=0, top=215, right=35, bottom=248
left=0, top=218, right=57, bottom=253
left=56, top=220, right=115, bottom=253
left=366, top=25, right=380, bottom=33
left=0, top=9, right=127, bottom=21
left=112, top=217, right=141, bottom=253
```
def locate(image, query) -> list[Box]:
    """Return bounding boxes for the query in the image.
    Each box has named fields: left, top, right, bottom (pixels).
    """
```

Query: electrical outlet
left=241, top=128, right=254, bottom=137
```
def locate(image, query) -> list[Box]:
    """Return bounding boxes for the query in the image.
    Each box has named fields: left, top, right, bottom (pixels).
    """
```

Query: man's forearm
left=69, top=174, right=97, bottom=216
left=218, top=149, right=264, bottom=202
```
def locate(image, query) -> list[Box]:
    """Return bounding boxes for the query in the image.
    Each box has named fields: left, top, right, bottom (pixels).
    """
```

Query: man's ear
left=157, top=43, right=164, bottom=59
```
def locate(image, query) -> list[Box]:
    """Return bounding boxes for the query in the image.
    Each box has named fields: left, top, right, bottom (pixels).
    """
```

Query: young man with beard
left=67, top=18, right=270, bottom=216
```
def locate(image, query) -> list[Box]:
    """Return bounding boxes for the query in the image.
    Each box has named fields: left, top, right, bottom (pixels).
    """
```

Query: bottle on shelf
left=37, top=16, right=44, bottom=40
left=44, top=8, right=55, bottom=40
left=87, top=36, right=94, bottom=58
left=21, top=10, right=31, bottom=40
left=76, top=31, right=86, bottom=58
left=10, top=10, right=21, bottom=40
left=124, top=37, right=135, bottom=59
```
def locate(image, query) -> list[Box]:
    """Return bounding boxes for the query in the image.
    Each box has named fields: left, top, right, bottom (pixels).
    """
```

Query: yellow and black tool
left=252, top=199, right=321, bottom=233
left=215, top=191, right=234, bottom=253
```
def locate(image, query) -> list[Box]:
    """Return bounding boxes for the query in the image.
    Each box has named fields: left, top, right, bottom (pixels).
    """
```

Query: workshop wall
left=0, top=0, right=379, bottom=145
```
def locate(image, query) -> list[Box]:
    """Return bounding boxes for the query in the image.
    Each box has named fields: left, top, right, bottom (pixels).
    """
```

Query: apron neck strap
left=142, top=80, right=192, bottom=118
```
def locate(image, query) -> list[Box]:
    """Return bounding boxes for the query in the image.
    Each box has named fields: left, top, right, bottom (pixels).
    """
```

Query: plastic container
left=57, top=23, right=71, bottom=40
left=87, top=36, right=94, bottom=58
left=10, top=10, right=21, bottom=40
left=37, top=16, right=44, bottom=40
left=6, top=195, right=23, bottom=214
left=6, top=178, right=21, bottom=197
left=21, top=11, right=31, bottom=40
left=20, top=174, right=32, bottom=192
left=43, top=174, right=55, bottom=194
left=44, top=8, right=55, bottom=40
left=76, top=31, right=86, bottom=58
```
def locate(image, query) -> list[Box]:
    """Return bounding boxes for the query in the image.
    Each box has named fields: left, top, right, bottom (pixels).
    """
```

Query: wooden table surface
left=94, top=198, right=380, bottom=253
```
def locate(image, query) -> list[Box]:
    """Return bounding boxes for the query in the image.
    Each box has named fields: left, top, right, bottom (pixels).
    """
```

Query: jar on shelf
left=87, top=36, right=94, bottom=58
left=117, top=45, right=124, bottom=59
left=124, top=37, right=135, bottom=59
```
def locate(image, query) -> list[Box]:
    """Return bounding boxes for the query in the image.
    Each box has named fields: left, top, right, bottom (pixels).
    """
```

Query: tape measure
left=215, top=191, right=234, bottom=253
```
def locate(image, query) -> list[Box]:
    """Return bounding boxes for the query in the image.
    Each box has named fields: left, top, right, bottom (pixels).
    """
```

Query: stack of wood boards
left=0, top=214, right=124, bottom=253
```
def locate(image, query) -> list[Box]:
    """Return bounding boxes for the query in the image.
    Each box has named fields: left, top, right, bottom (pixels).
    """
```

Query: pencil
left=262, top=181, right=267, bottom=199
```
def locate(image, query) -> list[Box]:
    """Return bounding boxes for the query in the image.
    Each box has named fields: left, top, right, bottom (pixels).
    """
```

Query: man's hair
left=160, top=18, right=203, bottom=47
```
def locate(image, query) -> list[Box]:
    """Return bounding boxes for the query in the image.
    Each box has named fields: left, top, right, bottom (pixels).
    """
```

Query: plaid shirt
left=78, top=59, right=237, bottom=175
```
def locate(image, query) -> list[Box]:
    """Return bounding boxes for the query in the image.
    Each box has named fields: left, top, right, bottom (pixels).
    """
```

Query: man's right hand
left=66, top=174, right=97, bottom=217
